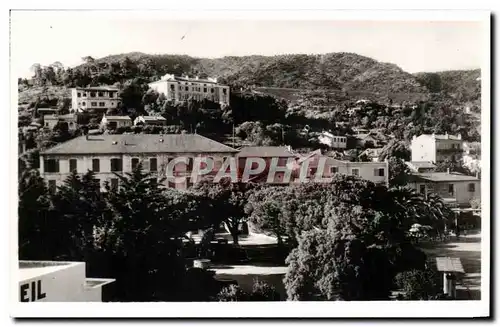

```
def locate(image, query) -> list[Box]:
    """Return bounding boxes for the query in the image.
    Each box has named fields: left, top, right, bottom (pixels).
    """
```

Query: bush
left=217, top=284, right=248, bottom=302
left=395, top=268, right=438, bottom=300
left=249, top=280, right=281, bottom=301
left=217, top=281, right=281, bottom=301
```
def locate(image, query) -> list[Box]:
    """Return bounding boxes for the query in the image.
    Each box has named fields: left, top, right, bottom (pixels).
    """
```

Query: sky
left=10, top=11, right=486, bottom=78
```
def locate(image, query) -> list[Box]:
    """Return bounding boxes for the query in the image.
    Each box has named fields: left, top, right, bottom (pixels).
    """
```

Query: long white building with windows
left=148, top=74, right=230, bottom=105
left=39, top=134, right=238, bottom=192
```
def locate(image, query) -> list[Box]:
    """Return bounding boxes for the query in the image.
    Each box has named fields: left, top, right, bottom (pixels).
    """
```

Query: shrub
left=249, top=280, right=281, bottom=301
left=217, top=284, right=248, bottom=302
left=395, top=268, right=438, bottom=300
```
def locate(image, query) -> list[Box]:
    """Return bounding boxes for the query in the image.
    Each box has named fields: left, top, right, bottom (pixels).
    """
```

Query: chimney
left=447, top=168, right=450, bottom=174
left=458, top=134, right=462, bottom=140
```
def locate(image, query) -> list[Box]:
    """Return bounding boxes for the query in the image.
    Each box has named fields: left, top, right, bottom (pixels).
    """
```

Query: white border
left=6, top=7, right=492, bottom=319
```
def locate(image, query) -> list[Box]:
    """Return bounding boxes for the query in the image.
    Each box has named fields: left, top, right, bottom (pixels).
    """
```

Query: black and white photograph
left=7, top=7, right=491, bottom=319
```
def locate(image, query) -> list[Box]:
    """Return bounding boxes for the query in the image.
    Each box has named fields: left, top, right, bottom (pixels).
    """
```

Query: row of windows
left=44, top=157, right=221, bottom=173
left=77, top=92, right=116, bottom=98
left=78, top=101, right=114, bottom=107
left=419, top=183, right=476, bottom=195
left=308, top=167, right=384, bottom=177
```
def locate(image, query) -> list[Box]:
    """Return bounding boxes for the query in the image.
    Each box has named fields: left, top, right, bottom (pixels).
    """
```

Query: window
left=150, top=158, right=157, bottom=172
left=131, top=158, right=140, bottom=170
left=211, top=88, right=214, bottom=93
left=170, top=84, right=175, bottom=90
left=187, top=158, right=193, bottom=171
left=69, top=159, right=77, bottom=172
left=110, top=178, right=119, bottom=190
left=92, top=159, right=100, bottom=172
left=352, top=168, right=359, bottom=176
left=110, top=92, right=115, bottom=98
left=468, top=183, right=476, bottom=192
left=110, top=158, right=122, bottom=172
left=91, top=102, right=97, bottom=107
left=204, top=88, right=207, bottom=93
left=77, top=92, right=81, bottom=97
left=82, top=92, right=87, bottom=97
left=448, top=184, right=454, bottom=196
left=186, top=86, right=189, bottom=91
left=374, top=168, right=385, bottom=176
left=99, top=102, right=105, bottom=107
left=48, top=180, right=57, bottom=194
left=82, top=102, right=86, bottom=106
left=98, top=92, right=104, bottom=97
left=330, top=167, right=338, bottom=174
left=223, top=89, right=227, bottom=94
left=419, top=185, right=426, bottom=194
left=45, top=122, right=49, bottom=127
left=44, top=159, right=59, bottom=173
left=90, top=92, right=96, bottom=97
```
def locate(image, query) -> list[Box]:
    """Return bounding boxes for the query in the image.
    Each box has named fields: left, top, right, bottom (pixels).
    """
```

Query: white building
left=18, top=261, right=114, bottom=302
left=100, top=115, right=132, bottom=129
left=318, top=132, right=347, bottom=149
left=71, top=86, right=120, bottom=113
left=411, top=133, right=463, bottom=163
left=134, top=115, right=167, bottom=126
left=148, top=73, right=230, bottom=105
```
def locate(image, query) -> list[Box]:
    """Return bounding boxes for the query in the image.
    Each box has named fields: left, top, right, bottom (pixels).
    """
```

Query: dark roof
left=42, top=134, right=238, bottom=155
left=237, top=146, right=295, bottom=157
left=410, top=172, right=479, bottom=182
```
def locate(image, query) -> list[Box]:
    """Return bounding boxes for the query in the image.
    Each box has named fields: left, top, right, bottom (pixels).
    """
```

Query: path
left=421, top=231, right=481, bottom=300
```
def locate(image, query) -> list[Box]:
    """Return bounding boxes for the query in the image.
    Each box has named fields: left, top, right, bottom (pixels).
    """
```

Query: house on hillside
left=148, top=73, right=230, bottom=105
left=408, top=171, right=480, bottom=208
left=71, top=86, right=120, bottom=113
left=43, top=114, right=78, bottom=131
left=100, top=115, right=132, bottom=129
left=411, top=133, right=463, bottom=163
left=318, top=132, right=347, bottom=149
left=134, top=115, right=167, bottom=126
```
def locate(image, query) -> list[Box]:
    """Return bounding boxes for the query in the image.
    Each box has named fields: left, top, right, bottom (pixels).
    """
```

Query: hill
left=82, top=52, right=429, bottom=95
left=414, top=69, right=481, bottom=103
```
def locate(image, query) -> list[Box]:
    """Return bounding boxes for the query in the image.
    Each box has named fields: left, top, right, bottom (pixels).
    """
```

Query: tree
left=395, top=268, right=439, bottom=300
left=193, top=181, right=250, bottom=245
left=284, top=225, right=393, bottom=301
left=388, top=157, right=411, bottom=187
left=99, top=164, right=192, bottom=301
left=51, top=170, right=106, bottom=260
left=18, top=170, right=53, bottom=259
left=82, top=56, right=95, bottom=64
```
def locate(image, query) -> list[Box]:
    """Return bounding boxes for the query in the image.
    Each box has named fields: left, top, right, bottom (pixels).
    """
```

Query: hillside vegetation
left=414, top=69, right=481, bottom=104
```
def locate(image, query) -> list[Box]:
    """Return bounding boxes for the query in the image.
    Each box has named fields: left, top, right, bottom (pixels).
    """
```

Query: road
left=421, top=231, right=482, bottom=300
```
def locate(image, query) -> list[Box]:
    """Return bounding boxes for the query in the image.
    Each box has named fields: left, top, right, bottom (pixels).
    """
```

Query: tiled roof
left=104, top=116, right=131, bottom=121
left=42, top=134, right=239, bottom=155
left=237, top=146, right=295, bottom=157
left=74, top=86, right=119, bottom=91
left=407, top=161, right=436, bottom=169
left=44, top=114, right=76, bottom=120
left=410, top=172, right=479, bottom=182
left=141, top=116, right=167, bottom=121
